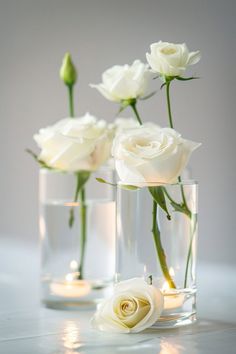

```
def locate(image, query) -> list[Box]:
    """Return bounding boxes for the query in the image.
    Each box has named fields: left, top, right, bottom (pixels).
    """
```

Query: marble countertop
left=0, top=238, right=235, bottom=354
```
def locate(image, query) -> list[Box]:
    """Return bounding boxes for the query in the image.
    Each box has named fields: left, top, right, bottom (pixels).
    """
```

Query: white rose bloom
left=90, top=60, right=153, bottom=102
left=146, top=41, right=201, bottom=77
left=109, top=117, right=140, bottom=136
left=34, top=113, right=112, bottom=172
left=112, top=124, right=201, bottom=184
left=91, top=278, right=163, bottom=333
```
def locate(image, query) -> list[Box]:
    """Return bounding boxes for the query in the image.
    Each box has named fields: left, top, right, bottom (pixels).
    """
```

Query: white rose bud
left=34, top=113, right=112, bottom=172
left=91, top=278, right=163, bottom=333
left=60, top=52, right=77, bottom=86
left=90, top=60, right=153, bottom=103
left=112, top=124, right=201, bottom=184
left=146, top=41, right=201, bottom=77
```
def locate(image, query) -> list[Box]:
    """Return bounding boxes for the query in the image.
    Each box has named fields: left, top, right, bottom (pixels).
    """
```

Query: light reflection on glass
left=62, top=320, right=82, bottom=351
left=39, top=216, right=46, bottom=241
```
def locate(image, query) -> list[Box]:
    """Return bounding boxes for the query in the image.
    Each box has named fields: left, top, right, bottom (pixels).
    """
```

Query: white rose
left=91, top=278, right=163, bottom=333
left=90, top=60, right=153, bottom=102
left=109, top=117, right=140, bottom=136
left=34, top=113, right=112, bottom=172
left=112, top=124, right=201, bottom=184
left=146, top=41, right=201, bottom=77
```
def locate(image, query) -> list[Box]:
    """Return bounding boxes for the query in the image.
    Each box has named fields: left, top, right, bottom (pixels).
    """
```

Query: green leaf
left=170, top=201, right=190, bottom=218
left=116, top=99, right=136, bottom=116
left=176, top=76, right=200, bottom=81
left=96, top=177, right=107, bottom=184
left=120, top=184, right=139, bottom=191
left=96, top=178, right=139, bottom=191
left=149, top=186, right=171, bottom=220
left=96, top=177, right=116, bottom=187
left=140, top=91, right=157, bottom=101
left=25, top=148, right=53, bottom=170
left=116, top=104, right=128, bottom=116
left=74, top=172, right=90, bottom=201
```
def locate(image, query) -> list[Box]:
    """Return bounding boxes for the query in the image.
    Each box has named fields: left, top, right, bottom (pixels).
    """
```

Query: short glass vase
left=39, top=166, right=116, bottom=309
left=116, top=180, right=198, bottom=328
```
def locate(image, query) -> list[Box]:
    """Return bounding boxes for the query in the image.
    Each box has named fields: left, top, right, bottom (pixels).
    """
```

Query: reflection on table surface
left=0, top=238, right=236, bottom=354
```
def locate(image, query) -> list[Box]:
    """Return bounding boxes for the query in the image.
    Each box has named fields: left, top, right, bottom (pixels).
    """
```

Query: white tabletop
left=0, top=238, right=236, bottom=354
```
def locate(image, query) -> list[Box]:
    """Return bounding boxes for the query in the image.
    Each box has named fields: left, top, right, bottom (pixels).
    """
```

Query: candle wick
left=148, top=275, right=153, bottom=285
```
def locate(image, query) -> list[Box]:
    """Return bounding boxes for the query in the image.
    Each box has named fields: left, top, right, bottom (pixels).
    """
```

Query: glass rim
left=39, top=164, right=114, bottom=174
left=117, top=179, right=198, bottom=187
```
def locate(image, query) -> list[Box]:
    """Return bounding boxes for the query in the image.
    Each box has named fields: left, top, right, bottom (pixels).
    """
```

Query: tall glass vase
left=39, top=166, right=115, bottom=309
left=116, top=181, right=198, bottom=328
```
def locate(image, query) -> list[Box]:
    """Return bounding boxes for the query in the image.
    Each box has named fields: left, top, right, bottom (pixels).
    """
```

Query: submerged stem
left=165, top=79, right=196, bottom=288
left=131, top=103, right=176, bottom=287
left=78, top=187, right=87, bottom=280
left=152, top=200, right=176, bottom=288
left=184, top=214, right=197, bottom=288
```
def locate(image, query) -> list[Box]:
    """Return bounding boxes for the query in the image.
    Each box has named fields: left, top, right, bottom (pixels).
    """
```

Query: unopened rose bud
left=60, top=52, right=77, bottom=86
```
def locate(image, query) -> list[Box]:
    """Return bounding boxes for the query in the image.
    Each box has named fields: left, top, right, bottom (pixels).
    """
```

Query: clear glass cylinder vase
left=116, top=181, right=198, bottom=328
left=39, top=166, right=116, bottom=309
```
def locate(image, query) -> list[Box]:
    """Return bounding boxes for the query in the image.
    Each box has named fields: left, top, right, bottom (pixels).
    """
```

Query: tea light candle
left=50, top=260, right=91, bottom=298
left=50, top=274, right=91, bottom=298
left=161, top=281, right=185, bottom=310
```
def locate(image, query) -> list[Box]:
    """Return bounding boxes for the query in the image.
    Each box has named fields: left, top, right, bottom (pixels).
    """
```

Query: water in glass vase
left=116, top=180, right=198, bottom=328
left=39, top=168, right=115, bottom=309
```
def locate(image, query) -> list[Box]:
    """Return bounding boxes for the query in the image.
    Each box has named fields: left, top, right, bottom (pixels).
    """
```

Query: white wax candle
left=163, top=291, right=185, bottom=310
left=161, top=280, right=185, bottom=310
left=50, top=274, right=91, bottom=298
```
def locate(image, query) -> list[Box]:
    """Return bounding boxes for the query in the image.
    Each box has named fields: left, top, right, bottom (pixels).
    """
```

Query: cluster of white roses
left=34, top=41, right=201, bottom=333
left=34, top=41, right=200, bottom=185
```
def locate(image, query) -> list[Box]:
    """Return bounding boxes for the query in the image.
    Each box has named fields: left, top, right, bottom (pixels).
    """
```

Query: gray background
left=0, top=0, right=235, bottom=265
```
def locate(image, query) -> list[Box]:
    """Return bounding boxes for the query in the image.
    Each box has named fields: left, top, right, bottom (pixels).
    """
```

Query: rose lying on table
left=91, top=278, right=163, bottom=333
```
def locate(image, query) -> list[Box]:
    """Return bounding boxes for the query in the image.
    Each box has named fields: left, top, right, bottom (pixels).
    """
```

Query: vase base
left=41, top=278, right=113, bottom=310
left=152, top=311, right=197, bottom=329
left=42, top=299, right=98, bottom=310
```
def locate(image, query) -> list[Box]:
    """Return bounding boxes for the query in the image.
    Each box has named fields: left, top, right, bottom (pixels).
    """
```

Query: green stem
left=165, top=79, right=196, bottom=288
left=163, top=187, right=191, bottom=218
left=165, top=80, right=189, bottom=211
left=164, top=185, right=195, bottom=288
left=69, top=173, right=81, bottom=228
left=68, top=84, right=74, bottom=117
left=184, top=214, right=197, bottom=288
left=78, top=187, right=87, bottom=280
left=166, top=81, right=174, bottom=129
left=130, top=102, right=143, bottom=125
left=152, top=200, right=176, bottom=288
left=178, top=176, right=188, bottom=208
left=132, top=103, right=175, bottom=286
left=166, top=82, right=190, bottom=209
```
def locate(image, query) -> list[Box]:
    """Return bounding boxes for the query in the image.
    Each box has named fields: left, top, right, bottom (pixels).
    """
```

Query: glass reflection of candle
left=62, top=320, right=81, bottom=350
left=50, top=260, right=91, bottom=298
left=161, top=268, right=185, bottom=310
left=160, top=340, right=182, bottom=354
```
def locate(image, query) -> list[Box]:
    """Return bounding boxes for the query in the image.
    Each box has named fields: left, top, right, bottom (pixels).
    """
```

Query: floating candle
left=50, top=275, right=91, bottom=298
left=50, top=261, right=91, bottom=298
left=161, top=281, right=185, bottom=310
